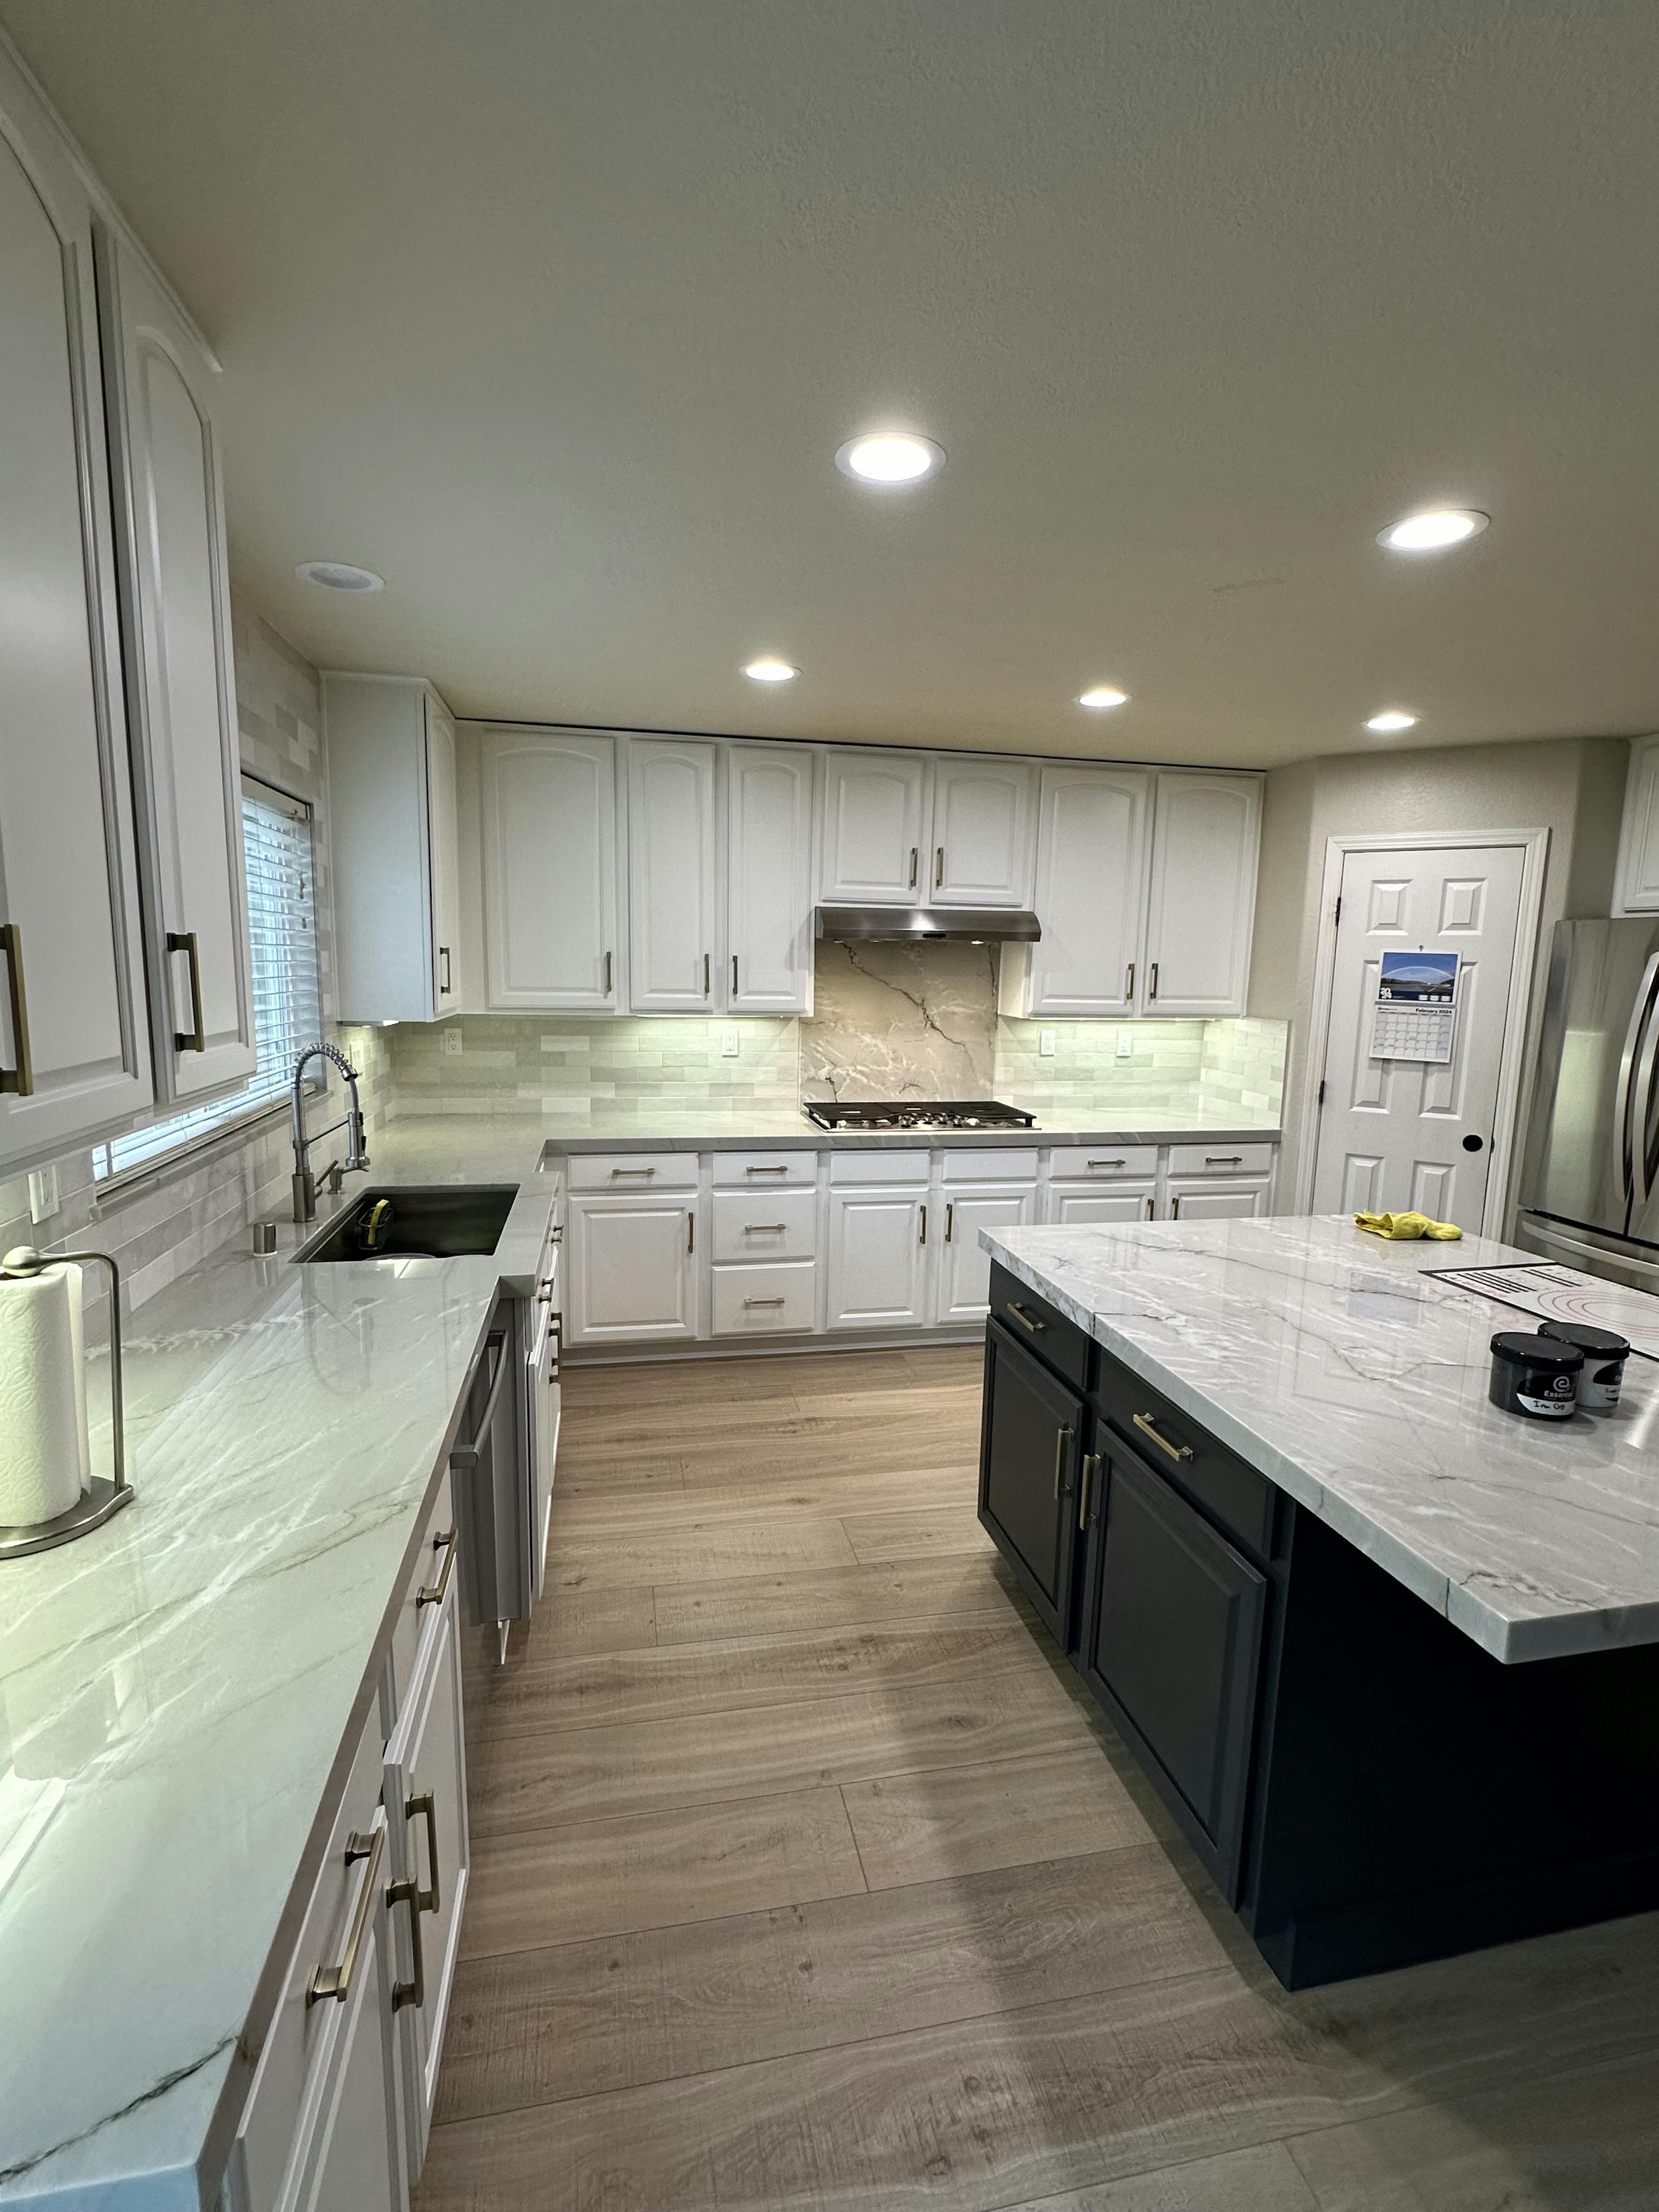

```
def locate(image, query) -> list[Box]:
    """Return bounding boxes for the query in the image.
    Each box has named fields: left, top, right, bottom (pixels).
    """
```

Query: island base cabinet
left=978, top=1321, right=1084, bottom=1643
left=1077, top=1448, right=1268, bottom=1898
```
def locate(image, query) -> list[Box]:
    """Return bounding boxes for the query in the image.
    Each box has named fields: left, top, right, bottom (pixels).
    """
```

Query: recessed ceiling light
left=1376, top=509, right=1489, bottom=553
left=1365, top=710, right=1418, bottom=732
left=1077, top=686, right=1129, bottom=709
left=743, top=658, right=798, bottom=683
left=295, top=560, right=385, bottom=592
left=834, top=432, right=945, bottom=486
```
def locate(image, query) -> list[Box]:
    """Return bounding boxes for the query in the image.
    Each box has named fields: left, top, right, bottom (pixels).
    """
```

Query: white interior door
left=820, top=749, right=927, bottom=904
left=482, top=731, right=618, bottom=1008
left=929, top=759, right=1034, bottom=906
left=629, top=739, right=717, bottom=1011
left=727, top=743, right=813, bottom=1013
left=1310, top=842, right=1530, bottom=1228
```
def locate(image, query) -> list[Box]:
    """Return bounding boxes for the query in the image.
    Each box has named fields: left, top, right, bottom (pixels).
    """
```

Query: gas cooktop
left=802, top=1099, right=1038, bottom=1133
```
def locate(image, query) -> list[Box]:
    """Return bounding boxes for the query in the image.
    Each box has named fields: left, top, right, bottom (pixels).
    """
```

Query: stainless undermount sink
left=293, top=1185, right=518, bottom=1263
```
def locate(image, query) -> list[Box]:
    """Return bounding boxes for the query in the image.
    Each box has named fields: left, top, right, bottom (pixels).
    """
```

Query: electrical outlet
left=27, top=1164, right=59, bottom=1223
left=721, top=1029, right=741, bottom=1059
left=1116, top=1029, right=1134, bottom=1058
left=441, top=1027, right=464, bottom=1058
left=1038, top=1029, right=1056, bottom=1058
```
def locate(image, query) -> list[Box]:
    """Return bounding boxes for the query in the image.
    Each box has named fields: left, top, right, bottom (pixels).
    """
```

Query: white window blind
left=94, top=778, right=323, bottom=1179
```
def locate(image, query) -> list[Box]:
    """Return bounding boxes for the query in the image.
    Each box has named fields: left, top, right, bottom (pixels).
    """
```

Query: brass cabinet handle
left=934, top=845, right=944, bottom=888
left=167, top=930, right=206, bottom=1052
left=944, top=1201, right=954, bottom=1242
left=1052, top=1423, right=1073, bottom=1500
left=407, top=1789, right=440, bottom=1915
left=687, top=1210, right=695, bottom=1253
left=610, top=1166, right=656, bottom=1176
left=306, top=1824, right=385, bottom=2006
left=703, top=952, right=710, bottom=996
left=742, top=1223, right=787, bottom=1233
left=745, top=1163, right=788, bottom=1174
left=1125, top=962, right=1135, bottom=1001
left=1148, top=961, right=1159, bottom=1000
left=389, top=1871, right=426, bottom=2012
left=1079, top=1451, right=1102, bottom=1531
left=418, top=1527, right=457, bottom=1608
left=908, top=845, right=918, bottom=888
left=918, top=1202, right=927, bottom=1246
left=1133, top=1411, right=1194, bottom=1463
left=438, top=945, right=451, bottom=995
left=604, top=950, right=613, bottom=995
left=1007, top=1301, right=1045, bottom=1333
left=0, top=922, right=33, bottom=1096
left=744, top=1296, right=786, bottom=1307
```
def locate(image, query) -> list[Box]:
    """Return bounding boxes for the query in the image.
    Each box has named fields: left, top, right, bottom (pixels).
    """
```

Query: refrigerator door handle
left=1614, top=951, right=1659, bottom=1209
left=1634, top=972, right=1659, bottom=1211
left=1520, top=1214, right=1659, bottom=1285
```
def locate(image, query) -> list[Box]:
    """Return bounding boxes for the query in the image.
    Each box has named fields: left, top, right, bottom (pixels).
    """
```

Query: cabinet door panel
left=629, top=739, right=717, bottom=1011
left=820, top=750, right=927, bottom=904
left=978, top=1319, right=1084, bottom=1643
left=1020, top=767, right=1150, bottom=1016
left=825, top=1188, right=928, bottom=1328
left=1142, top=773, right=1261, bottom=1016
left=937, top=1187, right=1035, bottom=1321
left=286, top=1880, right=404, bottom=2212
left=1081, top=1449, right=1267, bottom=1894
left=1165, top=1178, right=1271, bottom=1221
left=568, top=1195, right=698, bottom=1343
left=728, top=744, right=813, bottom=1012
left=425, top=697, right=461, bottom=1011
left=1048, top=1184, right=1157, bottom=1226
left=99, top=231, right=254, bottom=1102
left=931, top=758, right=1035, bottom=906
left=0, top=102, right=149, bottom=1160
left=483, top=731, right=618, bottom=1008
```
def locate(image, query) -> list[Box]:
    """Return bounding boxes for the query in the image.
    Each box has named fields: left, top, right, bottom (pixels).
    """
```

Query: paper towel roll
left=0, top=1266, right=87, bottom=1527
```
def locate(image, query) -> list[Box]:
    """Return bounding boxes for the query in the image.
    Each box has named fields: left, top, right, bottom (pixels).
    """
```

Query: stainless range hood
left=815, top=905, right=1041, bottom=944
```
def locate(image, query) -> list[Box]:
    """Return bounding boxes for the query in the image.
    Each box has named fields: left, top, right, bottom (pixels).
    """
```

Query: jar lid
left=1538, top=1319, right=1630, bottom=1357
left=1491, top=1330, right=1583, bottom=1369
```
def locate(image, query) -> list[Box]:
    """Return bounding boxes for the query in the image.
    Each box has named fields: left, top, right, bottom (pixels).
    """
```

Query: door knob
left=1462, top=1134, right=1485, bottom=1153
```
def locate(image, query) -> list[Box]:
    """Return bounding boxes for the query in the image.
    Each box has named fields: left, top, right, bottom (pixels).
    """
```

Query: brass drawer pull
left=1133, top=1411, right=1194, bottom=1463
left=742, top=1223, right=787, bottom=1233
left=1052, top=1424, right=1073, bottom=1500
left=743, top=1296, right=786, bottom=1308
left=0, top=922, right=32, bottom=1096
left=418, top=1527, right=457, bottom=1608
left=407, top=1788, right=440, bottom=1915
left=745, top=1163, right=789, bottom=1174
left=306, top=1824, right=385, bottom=2006
left=609, top=1165, right=656, bottom=1176
left=1007, top=1301, right=1045, bottom=1333
left=389, top=1869, right=426, bottom=2012
left=167, top=929, right=206, bottom=1052
left=1078, top=1450, right=1102, bottom=1531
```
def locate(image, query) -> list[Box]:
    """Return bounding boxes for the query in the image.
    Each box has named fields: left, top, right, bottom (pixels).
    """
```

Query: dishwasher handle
left=448, top=1332, right=509, bottom=1469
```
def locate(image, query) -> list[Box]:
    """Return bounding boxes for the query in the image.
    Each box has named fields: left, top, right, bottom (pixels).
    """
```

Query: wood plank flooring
left=419, top=1344, right=1659, bottom=2212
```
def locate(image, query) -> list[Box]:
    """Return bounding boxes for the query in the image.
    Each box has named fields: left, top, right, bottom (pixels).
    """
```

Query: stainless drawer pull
left=743, top=1223, right=787, bottom=1233
left=1148, top=961, right=1159, bottom=1000
left=918, top=1203, right=927, bottom=1245
left=604, top=950, right=613, bottom=995
left=732, top=953, right=739, bottom=992
left=1087, top=1158, right=1126, bottom=1169
left=1205, top=1155, right=1243, bottom=1166
left=1007, top=1301, right=1045, bottom=1333
left=944, top=1201, right=954, bottom=1241
left=0, top=922, right=32, bottom=1095
left=449, top=1335, right=508, bottom=1470
left=610, top=1166, right=656, bottom=1176
left=167, top=929, right=206, bottom=1052
left=1125, top=962, right=1135, bottom=1001
left=1133, top=1411, right=1194, bottom=1463
left=389, top=1868, right=425, bottom=2012
left=1079, top=1451, right=1102, bottom=1531
left=688, top=1210, right=695, bottom=1252
left=745, top=1163, right=788, bottom=1174
left=439, top=944, right=451, bottom=995
left=418, top=1527, right=457, bottom=1608
left=1052, top=1424, right=1073, bottom=1500
left=703, top=951, right=711, bottom=995
left=934, top=845, right=944, bottom=888
left=743, top=1296, right=786, bottom=1307
left=407, top=1788, right=440, bottom=1914
left=908, top=845, right=918, bottom=888
left=306, top=1824, right=385, bottom=2006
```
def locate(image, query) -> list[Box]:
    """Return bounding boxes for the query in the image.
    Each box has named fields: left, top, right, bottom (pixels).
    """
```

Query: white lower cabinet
left=712, top=1260, right=817, bottom=1335
left=1166, top=1177, right=1271, bottom=1221
left=826, top=1184, right=929, bottom=1329
left=934, top=1188, right=1036, bottom=1321
left=383, top=1564, right=470, bottom=2178
left=1048, top=1182, right=1157, bottom=1226
left=568, top=1192, right=699, bottom=1344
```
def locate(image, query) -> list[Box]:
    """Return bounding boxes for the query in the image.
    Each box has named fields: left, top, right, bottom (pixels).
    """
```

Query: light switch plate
left=1116, top=1029, right=1134, bottom=1058
left=1039, top=1029, right=1056, bottom=1057
left=28, top=1164, right=60, bottom=1222
left=441, top=1028, right=464, bottom=1058
left=721, top=1029, right=741, bottom=1058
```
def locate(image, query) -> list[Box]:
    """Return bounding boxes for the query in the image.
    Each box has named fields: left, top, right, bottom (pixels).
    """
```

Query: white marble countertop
left=454, top=1105, right=1283, bottom=1154
left=0, top=1120, right=556, bottom=2208
left=982, top=1215, right=1659, bottom=1665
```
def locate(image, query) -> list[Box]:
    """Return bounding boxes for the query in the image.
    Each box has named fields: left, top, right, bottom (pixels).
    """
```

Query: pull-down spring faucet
left=290, top=1042, right=370, bottom=1222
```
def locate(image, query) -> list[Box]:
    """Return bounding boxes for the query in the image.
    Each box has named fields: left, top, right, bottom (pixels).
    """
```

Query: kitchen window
left=93, top=777, right=324, bottom=1180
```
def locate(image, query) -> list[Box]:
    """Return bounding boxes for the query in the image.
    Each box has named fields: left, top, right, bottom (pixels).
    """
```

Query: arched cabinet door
left=0, top=54, right=152, bottom=1164
left=97, top=226, right=256, bottom=1103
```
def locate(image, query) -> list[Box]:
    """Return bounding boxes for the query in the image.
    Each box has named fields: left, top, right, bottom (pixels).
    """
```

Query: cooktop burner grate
left=802, top=1099, right=1038, bottom=1132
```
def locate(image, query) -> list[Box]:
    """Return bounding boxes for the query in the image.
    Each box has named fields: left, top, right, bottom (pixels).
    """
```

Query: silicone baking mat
left=1424, top=1260, right=1659, bottom=1361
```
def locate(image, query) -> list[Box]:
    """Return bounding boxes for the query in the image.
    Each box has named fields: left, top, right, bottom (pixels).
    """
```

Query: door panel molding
left=1295, top=828, right=1549, bottom=1237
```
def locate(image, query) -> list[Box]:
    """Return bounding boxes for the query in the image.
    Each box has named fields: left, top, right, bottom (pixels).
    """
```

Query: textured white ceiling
left=7, top=0, right=1659, bottom=766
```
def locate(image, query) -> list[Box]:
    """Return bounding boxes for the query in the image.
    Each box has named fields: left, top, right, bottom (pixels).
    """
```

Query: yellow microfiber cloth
left=1353, top=1211, right=1462, bottom=1241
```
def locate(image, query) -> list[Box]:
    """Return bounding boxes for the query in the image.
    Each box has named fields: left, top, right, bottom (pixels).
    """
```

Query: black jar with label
left=1488, top=1331, right=1582, bottom=1420
left=1538, top=1321, right=1630, bottom=1411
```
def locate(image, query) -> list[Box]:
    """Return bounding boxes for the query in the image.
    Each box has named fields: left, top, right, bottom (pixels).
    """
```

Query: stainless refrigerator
left=1516, top=916, right=1659, bottom=1287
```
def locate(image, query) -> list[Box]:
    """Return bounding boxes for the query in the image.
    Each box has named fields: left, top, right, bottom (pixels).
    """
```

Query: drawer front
left=712, top=1150, right=817, bottom=1187
left=941, top=1147, right=1040, bottom=1183
left=712, top=1188, right=817, bottom=1261
left=828, top=1147, right=930, bottom=1185
left=1091, top=1349, right=1275, bottom=1560
left=230, top=1706, right=387, bottom=2212
left=386, top=1468, right=455, bottom=1731
left=712, top=1261, right=817, bottom=1335
left=1047, top=1144, right=1160, bottom=1179
left=1165, top=1141, right=1276, bottom=1177
left=988, top=1261, right=1092, bottom=1391
left=567, top=1150, right=699, bottom=1191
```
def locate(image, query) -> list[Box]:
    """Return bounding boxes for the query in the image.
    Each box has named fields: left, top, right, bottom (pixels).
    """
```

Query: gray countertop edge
left=531, top=1124, right=1282, bottom=1157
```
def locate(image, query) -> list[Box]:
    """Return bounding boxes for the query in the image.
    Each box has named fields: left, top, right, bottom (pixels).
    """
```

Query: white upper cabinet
left=482, top=728, right=620, bottom=1009
left=1005, top=766, right=1150, bottom=1017
left=1140, top=771, right=1262, bottom=1016
left=0, top=60, right=151, bottom=1166
left=327, top=676, right=464, bottom=1023
left=1612, top=735, right=1659, bottom=915
left=628, top=740, right=718, bottom=1011
left=727, top=743, right=814, bottom=1014
left=928, top=757, right=1035, bottom=906
left=97, top=228, right=255, bottom=1103
left=819, top=748, right=928, bottom=904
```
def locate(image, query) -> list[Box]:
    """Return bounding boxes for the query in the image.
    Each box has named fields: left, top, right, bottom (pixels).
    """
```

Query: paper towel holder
left=0, top=1245, right=131, bottom=1560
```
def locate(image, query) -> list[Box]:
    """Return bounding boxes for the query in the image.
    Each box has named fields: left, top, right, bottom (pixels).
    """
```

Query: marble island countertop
left=982, top=1215, right=1659, bottom=1665
left=0, top=1120, right=556, bottom=2208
